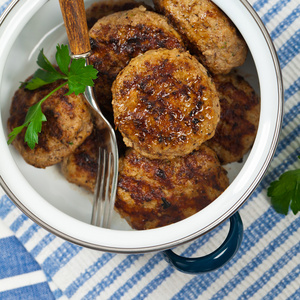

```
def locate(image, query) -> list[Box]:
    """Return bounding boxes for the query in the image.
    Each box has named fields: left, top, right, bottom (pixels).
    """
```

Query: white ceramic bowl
left=0, top=0, right=283, bottom=253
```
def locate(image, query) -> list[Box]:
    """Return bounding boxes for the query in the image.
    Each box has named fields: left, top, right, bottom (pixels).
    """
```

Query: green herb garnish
left=7, top=44, right=98, bottom=149
left=267, top=156, right=300, bottom=215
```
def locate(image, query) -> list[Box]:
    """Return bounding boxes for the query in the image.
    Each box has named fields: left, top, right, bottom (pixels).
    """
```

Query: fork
left=58, top=0, right=119, bottom=228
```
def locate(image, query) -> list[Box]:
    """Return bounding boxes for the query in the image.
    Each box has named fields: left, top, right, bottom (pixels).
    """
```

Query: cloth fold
left=1, top=0, right=299, bottom=299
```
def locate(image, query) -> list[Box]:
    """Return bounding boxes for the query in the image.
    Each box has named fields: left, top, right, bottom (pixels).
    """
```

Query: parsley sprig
left=267, top=156, right=300, bottom=215
left=7, top=44, right=98, bottom=149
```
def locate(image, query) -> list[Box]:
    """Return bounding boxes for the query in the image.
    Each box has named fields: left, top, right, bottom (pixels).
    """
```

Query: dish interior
left=0, top=0, right=260, bottom=231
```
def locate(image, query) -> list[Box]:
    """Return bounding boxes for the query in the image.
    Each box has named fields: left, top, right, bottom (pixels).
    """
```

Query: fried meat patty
left=86, top=0, right=150, bottom=29
left=205, top=73, right=260, bottom=164
left=61, top=125, right=127, bottom=193
left=8, top=80, right=93, bottom=168
left=112, top=48, right=220, bottom=160
left=153, top=0, right=248, bottom=74
left=89, top=6, right=185, bottom=111
left=116, top=146, right=229, bottom=230
left=61, top=127, right=105, bottom=193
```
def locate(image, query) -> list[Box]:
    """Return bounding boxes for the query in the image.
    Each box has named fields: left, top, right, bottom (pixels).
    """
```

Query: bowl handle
left=162, top=212, right=243, bottom=274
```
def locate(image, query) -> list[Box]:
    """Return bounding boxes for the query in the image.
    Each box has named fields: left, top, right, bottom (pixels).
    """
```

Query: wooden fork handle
left=58, top=0, right=91, bottom=56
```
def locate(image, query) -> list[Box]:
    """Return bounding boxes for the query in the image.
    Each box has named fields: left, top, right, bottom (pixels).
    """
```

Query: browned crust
left=112, top=48, right=220, bottom=160
left=61, top=127, right=104, bottom=193
left=61, top=125, right=127, bottom=192
left=205, top=73, right=260, bottom=164
left=86, top=0, right=152, bottom=29
left=153, top=0, right=248, bottom=74
left=115, top=146, right=229, bottom=229
left=8, top=80, right=93, bottom=168
left=89, top=6, right=185, bottom=111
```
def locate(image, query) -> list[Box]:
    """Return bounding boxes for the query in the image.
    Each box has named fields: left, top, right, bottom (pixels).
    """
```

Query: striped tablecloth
left=1, top=0, right=299, bottom=299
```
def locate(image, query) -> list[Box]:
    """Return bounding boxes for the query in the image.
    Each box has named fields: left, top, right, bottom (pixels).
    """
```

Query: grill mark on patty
left=115, top=60, right=209, bottom=146
left=212, top=80, right=258, bottom=156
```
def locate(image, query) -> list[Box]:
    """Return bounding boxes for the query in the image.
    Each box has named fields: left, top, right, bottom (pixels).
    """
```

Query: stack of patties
left=112, top=47, right=228, bottom=230
left=7, top=1, right=259, bottom=230
left=61, top=1, right=260, bottom=230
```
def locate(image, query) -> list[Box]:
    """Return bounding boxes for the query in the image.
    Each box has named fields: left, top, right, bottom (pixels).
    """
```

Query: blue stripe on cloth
left=19, top=222, right=40, bottom=244
left=251, top=149, right=300, bottom=200
left=282, top=101, right=300, bottom=129
left=108, top=253, right=166, bottom=299
left=210, top=216, right=300, bottom=299
left=0, top=195, right=16, bottom=219
left=110, top=220, right=230, bottom=299
left=274, top=123, right=300, bottom=154
left=262, top=263, right=300, bottom=300
left=0, top=282, right=55, bottom=300
left=261, top=0, right=292, bottom=25
left=170, top=208, right=284, bottom=300
left=277, top=28, right=300, bottom=69
left=30, top=233, right=56, bottom=258
left=270, top=5, right=300, bottom=40
left=41, top=242, right=82, bottom=278
left=287, top=287, right=300, bottom=300
left=240, top=243, right=300, bottom=299
left=132, top=265, right=174, bottom=300
left=82, top=254, right=143, bottom=300
left=0, top=0, right=11, bottom=15
left=10, top=214, right=28, bottom=233
left=238, top=136, right=300, bottom=211
left=132, top=222, right=231, bottom=300
left=64, top=252, right=116, bottom=298
left=252, top=0, right=269, bottom=12
left=52, top=288, right=63, bottom=299
left=284, top=76, right=300, bottom=103
left=0, top=236, right=40, bottom=279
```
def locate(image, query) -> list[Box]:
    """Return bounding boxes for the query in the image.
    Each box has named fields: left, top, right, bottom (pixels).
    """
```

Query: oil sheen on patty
left=112, top=48, right=220, bottom=160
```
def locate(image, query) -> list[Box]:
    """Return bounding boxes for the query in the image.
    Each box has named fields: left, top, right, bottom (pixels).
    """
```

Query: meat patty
left=61, top=125, right=127, bottom=193
left=116, top=146, right=229, bottom=230
left=8, top=80, right=93, bottom=168
left=61, top=127, right=105, bottom=193
left=86, top=0, right=151, bottom=29
left=112, top=48, right=220, bottom=160
left=153, top=0, right=248, bottom=74
left=89, top=6, right=185, bottom=111
left=205, top=73, right=260, bottom=164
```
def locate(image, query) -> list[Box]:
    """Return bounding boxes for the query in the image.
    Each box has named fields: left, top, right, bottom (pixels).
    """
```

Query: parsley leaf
left=8, top=82, right=66, bottom=149
left=8, top=44, right=98, bottom=149
left=66, top=58, right=96, bottom=95
left=55, top=44, right=70, bottom=75
left=25, top=48, right=66, bottom=90
left=24, top=102, right=47, bottom=149
left=267, top=157, right=300, bottom=215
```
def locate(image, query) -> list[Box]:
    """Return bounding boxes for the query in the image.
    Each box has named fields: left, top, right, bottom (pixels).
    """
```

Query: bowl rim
left=0, top=0, right=284, bottom=253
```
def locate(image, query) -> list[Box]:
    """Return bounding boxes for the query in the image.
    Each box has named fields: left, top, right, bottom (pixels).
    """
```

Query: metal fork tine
left=91, top=143, right=118, bottom=228
left=107, top=152, right=115, bottom=228
left=102, top=151, right=112, bottom=228
left=90, top=134, right=119, bottom=228
left=91, top=148, right=101, bottom=225
left=98, top=148, right=108, bottom=227
left=91, top=148, right=107, bottom=226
